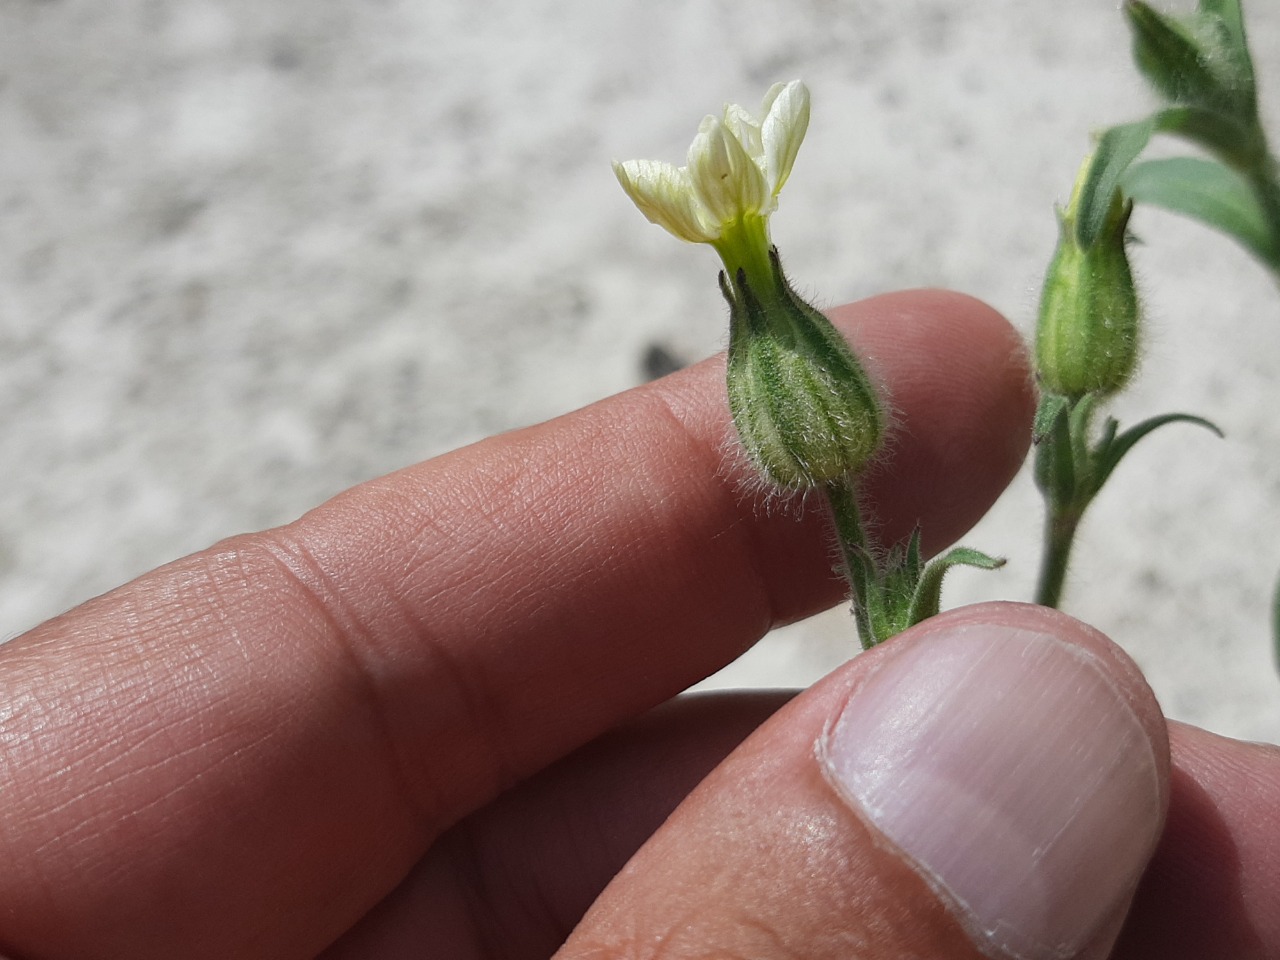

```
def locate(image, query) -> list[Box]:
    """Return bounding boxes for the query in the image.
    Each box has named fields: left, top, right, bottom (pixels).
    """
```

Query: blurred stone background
left=2, top=0, right=1277, bottom=740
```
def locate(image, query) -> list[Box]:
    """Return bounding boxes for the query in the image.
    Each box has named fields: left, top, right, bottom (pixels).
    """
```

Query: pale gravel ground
left=1, top=0, right=1277, bottom=741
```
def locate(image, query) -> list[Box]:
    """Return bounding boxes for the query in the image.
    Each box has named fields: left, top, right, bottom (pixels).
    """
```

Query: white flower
left=613, top=80, right=811, bottom=245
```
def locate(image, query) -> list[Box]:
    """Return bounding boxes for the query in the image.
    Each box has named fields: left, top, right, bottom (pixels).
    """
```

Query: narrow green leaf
left=1199, top=0, right=1244, bottom=37
left=1033, top=394, right=1076, bottom=503
left=881, top=545, right=915, bottom=613
left=1096, top=415, right=1120, bottom=453
left=1033, top=392, right=1069, bottom=444
left=1123, top=156, right=1278, bottom=265
left=844, top=545, right=878, bottom=649
left=1125, top=2, right=1214, bottom=102
left=1092, top=412, right=1225, bottom=493
left=1199, top=0, right=1246, bottom=47
left=933, top=547, right=1006, bottom=570
left=1151, top=106, right=1265, bottom=168
left=908, top=548, right=1006, bottom=627
left=1125, top=0, right=1255, bottom=121
left=905, top=527, right=922, bottom=582
left=1083, top=417, right=1121, bottom=495
left=1068, top=393, right=1100, bottom=469
left=1077, top=119, right=1155, bottom=248
left=1197, top=0, right=1256, bottom=99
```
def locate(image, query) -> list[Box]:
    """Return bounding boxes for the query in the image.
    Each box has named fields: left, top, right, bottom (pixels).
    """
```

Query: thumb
left=556, top=603, right=1170, bottom=960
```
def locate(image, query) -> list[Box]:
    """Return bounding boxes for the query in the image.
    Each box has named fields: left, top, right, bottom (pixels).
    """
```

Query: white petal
left=687, top=115, right=768, bottom=227
left=760, top=81, right=788, bottom=118
left=722, top=102, right=764, bottom=164
left=760, top=80, right=810, bottom=197
left=612, top=159, right=718, bottom=243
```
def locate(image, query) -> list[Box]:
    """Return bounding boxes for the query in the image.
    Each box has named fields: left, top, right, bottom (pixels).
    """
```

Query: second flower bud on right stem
left=1036, top=157, right=1141, bottom=402
left=1033, top=149, right=1221, bottom=610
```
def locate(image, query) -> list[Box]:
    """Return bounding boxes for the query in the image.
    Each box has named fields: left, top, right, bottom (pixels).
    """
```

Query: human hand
left=0, top=292, right=1274, bottom=959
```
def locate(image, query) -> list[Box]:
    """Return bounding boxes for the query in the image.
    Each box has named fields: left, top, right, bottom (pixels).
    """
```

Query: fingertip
left=828, top=289, right=1034, bottom=424
left=818, top=603, right=1169, bottom=960
left=560, top=603, right=1169, bottom=960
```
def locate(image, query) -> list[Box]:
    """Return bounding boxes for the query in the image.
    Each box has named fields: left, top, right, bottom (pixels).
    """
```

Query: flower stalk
left=615, top=81, right=1001, bottom=647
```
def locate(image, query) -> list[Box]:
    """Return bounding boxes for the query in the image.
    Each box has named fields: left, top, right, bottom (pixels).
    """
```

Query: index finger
left=0, top=290, right=1033, bottom=959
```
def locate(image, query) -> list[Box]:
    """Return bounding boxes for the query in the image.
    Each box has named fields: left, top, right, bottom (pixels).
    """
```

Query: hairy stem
left=823, top=477, right=876, bottom=649
left=1035, top=503, right=1082, bottom=609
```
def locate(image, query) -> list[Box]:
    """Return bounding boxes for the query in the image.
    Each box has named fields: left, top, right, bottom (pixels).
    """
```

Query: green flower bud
left=724, top=249, right=884, bottom=489
left=1036, top=164, right=1141, bottom=400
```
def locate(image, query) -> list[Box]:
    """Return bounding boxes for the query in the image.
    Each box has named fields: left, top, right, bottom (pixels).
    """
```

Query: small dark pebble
left=641, top=343, right=686, bottom=381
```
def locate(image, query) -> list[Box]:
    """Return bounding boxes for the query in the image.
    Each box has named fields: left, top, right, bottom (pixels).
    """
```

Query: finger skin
left=0, top=292, right=1032, bottom=959
left=325, top=698, right=1280, bottom=960
left=555, top=604, right=1172, bottom=960
left=321, top=692, right=794, bottom=960
left=1114, top=722, right=1280, bottom=960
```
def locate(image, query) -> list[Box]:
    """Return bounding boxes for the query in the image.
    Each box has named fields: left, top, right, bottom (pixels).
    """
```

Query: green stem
left=1246, top=155, right=1280, bottom=272
left=1035, top=503, right=1082, bottom=609
left=823, top=477, right=876, bottom=650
